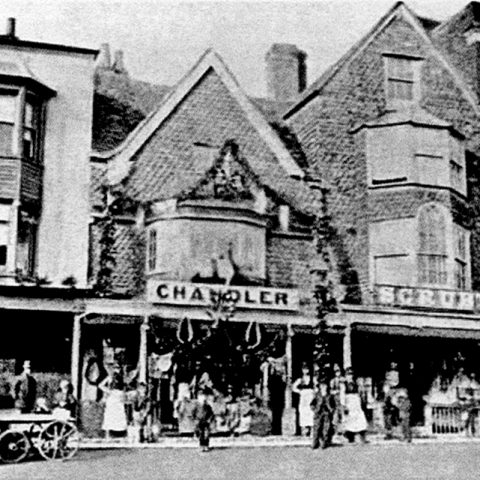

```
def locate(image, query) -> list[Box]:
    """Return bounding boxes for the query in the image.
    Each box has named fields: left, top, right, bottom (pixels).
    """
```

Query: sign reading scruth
left=147, top=280, right=299, bottom=311
left=375, top=285, right=480, bottom=312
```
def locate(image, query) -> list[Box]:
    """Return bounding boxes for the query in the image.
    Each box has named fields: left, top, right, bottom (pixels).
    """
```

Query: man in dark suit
left=14, top=360, right=37, bottom=413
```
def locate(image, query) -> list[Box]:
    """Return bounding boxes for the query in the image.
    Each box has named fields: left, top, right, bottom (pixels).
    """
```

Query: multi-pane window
left=454, top=225, right=467, bottom=289
left=16, top=213, right=37, bottom=276
left=449, top=139, right=465, bottom=194
left=0, top=92, right=16, bottom=157
left=386, top=56, right=416, bottom=102
left=147, top=228, right=157, bottom=272
left=418, top=204, right=447, bottom=285
left=23, top=98, right=40, bottom=161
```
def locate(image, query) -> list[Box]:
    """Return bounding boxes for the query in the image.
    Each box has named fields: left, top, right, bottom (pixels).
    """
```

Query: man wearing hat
left=192, top=388, right=215, bottom=452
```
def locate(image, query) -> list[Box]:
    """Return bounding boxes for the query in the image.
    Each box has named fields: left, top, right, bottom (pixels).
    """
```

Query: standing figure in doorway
left=292, top=363, right=314, bottom=436
left=14, top=360, right=37, bottom=413
left=342, top=368, right=368, bottom=444
left=99, top=364, right=128, bottom=439
left=192, top=389, right=215, bottom=452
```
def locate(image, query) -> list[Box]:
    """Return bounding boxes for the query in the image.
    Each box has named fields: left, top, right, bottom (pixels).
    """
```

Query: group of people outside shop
left=293, top=363, right=373, bottom=449
left=0, top=360, right=77, bottom=419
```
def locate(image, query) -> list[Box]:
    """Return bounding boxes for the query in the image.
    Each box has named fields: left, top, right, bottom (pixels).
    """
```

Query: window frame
left=0, top=88, right=18, bottom=157
left=147, top=228, right=157, bottom=272
left=454, top=224, right=468, bottom=290
left=417, top=203, right=448, bottom=287
left=383, top=54, right=422, bottom=107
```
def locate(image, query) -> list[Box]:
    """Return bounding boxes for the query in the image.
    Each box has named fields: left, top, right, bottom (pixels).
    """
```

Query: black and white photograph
left=0, top=0, right=479, bottom=478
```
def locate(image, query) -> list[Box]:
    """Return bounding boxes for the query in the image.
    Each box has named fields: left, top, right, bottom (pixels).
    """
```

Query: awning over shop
left=353, top=323, right=480, bottom=340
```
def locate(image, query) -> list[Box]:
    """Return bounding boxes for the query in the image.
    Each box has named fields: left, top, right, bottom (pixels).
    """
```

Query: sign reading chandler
left=147, top=280, right=299, bottom=311
left=375, top=285, right=480, bottom=312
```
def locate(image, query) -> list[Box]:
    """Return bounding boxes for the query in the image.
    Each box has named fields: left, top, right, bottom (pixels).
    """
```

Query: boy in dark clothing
left=397, top=390, right=412, bottom=443
left=311, top=382, right=336, bottom=449
left=132, top=382, right=151, bottom=443
left=192, top=389, right=215, bottom=452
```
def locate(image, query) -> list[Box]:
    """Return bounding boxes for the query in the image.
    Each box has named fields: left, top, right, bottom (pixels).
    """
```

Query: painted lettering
left=377, top=286, right=394, bottom=305
left=418, top=289, right=435, bottom=307
left=457, top=292, right=474, bottom=310
left=245, top=290, right=256, bottom=304
left=173, top=285, right=186, bottom=300
left=260, top=291, right=272, bottom=305
left=190, top=287, right=204, bottom=301
left=275, top=292, right=288, bottom=306
left=156, top=284, right=169, bottom=299
left=397, top=288, right=414, bottom=306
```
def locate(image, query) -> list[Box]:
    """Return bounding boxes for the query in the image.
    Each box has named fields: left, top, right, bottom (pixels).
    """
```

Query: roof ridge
left=107, top=48, right=305, bottom=186
left=284, top=2, right=480, bottom=119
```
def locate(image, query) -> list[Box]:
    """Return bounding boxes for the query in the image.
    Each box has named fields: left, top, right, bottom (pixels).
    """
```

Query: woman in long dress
left=99, top=368, right=128, bottom=439
left=293, top=364, right=314, bottom=436
left=342, top=368, right=368, bottom=444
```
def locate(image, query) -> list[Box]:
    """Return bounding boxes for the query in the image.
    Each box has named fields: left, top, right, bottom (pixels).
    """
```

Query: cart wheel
left=37, top=421, right=79, bottom=461
left=0, top=430, right=29, bottom=464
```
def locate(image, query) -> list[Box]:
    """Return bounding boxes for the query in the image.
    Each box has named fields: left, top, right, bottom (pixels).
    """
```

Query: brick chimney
left=112, top=49, right=127, bottom=74
left=96, top=43, right=111, bottom=70
left=265, top=43, right=307, bottom=102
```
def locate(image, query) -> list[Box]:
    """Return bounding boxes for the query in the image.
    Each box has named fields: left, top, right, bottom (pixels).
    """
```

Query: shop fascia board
left=336, top=303, right=480, bottom=332
left=83, top=298, right=315, bottom=326
left=0, top=295, right=85, bottom=312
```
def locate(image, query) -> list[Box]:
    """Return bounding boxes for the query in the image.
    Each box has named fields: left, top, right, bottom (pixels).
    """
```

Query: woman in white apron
left=342, top=368, right=368, bottom=444
left=99, top=368, right=128, bottom=439
left=293, top=364, right=314, bottom=435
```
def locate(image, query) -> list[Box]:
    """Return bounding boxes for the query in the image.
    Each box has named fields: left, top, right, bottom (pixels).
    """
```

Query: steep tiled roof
left=285, top=1, right=480, bottom=119
left=90, top=161, right=107, bottom=210
left=92, top=70, right=170, bottom=152
left=119, top=56, right=319, bottom=215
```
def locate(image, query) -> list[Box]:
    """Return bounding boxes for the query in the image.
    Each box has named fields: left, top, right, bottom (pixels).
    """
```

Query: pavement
left=79, top=432, right=480, bottom=449
left=3, top=440, right=480, bottom=480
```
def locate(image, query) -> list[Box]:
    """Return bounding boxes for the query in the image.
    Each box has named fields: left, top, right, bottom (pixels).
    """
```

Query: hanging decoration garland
left=245, top=321, right=261, bottom=350
left=176, top=317, right=194, bottom=344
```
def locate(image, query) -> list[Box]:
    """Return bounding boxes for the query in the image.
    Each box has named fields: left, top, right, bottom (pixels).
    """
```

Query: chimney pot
left=112, top=49, right=127, bottom=74
left=6, top=18, right=16, bottom=38
left=265, top=43, right=307, bottom=102
left=96, top=43, right=111, bottom=70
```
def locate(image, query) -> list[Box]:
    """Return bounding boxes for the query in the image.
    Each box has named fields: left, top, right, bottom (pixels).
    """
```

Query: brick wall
left=288, top=14, right=480, bottom=300
left=266, top=233, right=316, bottom=313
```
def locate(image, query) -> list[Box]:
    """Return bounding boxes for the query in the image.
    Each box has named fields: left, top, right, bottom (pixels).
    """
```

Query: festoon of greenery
left=312, top=188, right=337, bottom=383
left=94, top=187, right=117, bottom=297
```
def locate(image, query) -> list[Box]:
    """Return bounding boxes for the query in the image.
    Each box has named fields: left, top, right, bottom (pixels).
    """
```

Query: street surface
left=1, top=442, right=479, bottom=480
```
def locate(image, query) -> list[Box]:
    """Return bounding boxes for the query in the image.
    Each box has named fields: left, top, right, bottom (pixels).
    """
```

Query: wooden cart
left=0, top=410, right=79, bottom=463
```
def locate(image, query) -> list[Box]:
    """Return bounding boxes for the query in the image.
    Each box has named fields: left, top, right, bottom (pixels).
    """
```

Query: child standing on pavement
left=132, top=382, right=151, bottom=443
left=397, top=389, right=412, bottom=443
left=192, top=389, right=215, bottom=452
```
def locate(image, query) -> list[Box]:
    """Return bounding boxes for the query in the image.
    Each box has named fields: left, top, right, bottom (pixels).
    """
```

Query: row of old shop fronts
left=3, top=283, right=480, bottom=437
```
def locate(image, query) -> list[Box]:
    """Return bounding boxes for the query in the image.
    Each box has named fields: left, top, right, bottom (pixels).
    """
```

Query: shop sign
left=375, top=285, right=480, bottom=312
left=147, top=280, right=299, bottom=311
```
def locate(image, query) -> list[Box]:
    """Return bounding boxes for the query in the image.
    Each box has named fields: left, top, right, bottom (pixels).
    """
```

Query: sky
left=0, top=0, right=472, bottom=97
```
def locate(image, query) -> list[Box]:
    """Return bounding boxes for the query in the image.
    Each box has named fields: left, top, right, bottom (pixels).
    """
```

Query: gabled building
left=5, top=1, right=480, bottom=437
left=285, top=1, right=480, bottom=427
